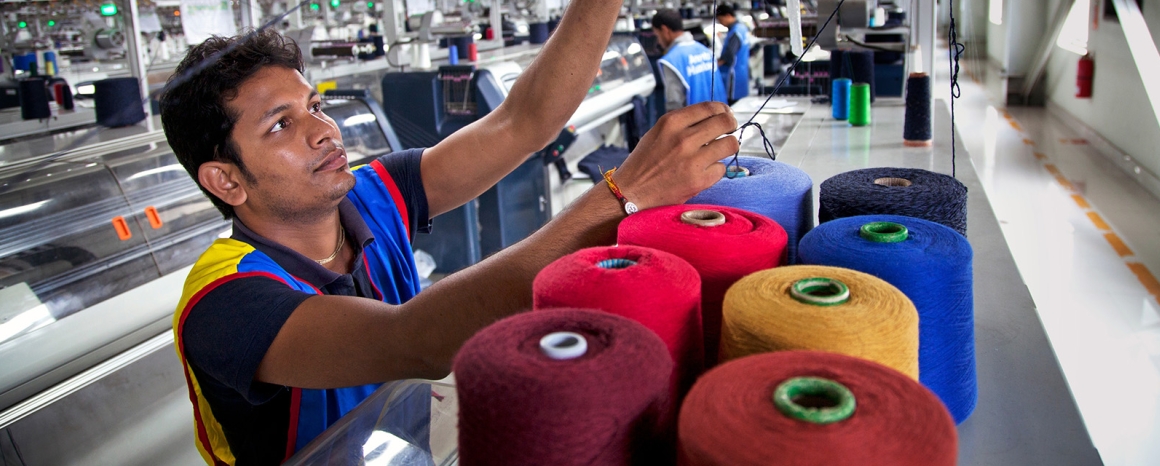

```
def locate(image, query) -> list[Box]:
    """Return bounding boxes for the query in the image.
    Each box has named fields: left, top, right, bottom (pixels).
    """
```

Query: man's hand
left=613, top=101, right=739, bottom=210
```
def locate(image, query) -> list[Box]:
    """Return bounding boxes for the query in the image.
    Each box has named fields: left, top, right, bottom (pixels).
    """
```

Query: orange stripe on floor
left=1071, top=194, right=1090, bottom=209
left=1023, top=138, right=1036, bottom=145
left=1034, top=152, right=1047, bottom=160
left=1087, top=212, right=1112, bottom=231
left=1104, top=233, right=1135, bottom=257
left=1055, top=175, right=1075, bottom=191
left=1010, top=121, right=1023, bottom=131
left=1127, top=263, right=1160, bottom=303
left=1044, top=164, right=1062, bottom=176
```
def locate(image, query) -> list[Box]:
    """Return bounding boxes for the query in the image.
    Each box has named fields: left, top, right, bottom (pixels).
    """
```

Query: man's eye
left=312, top=102, right=321, bottom=112
left=271, top=119, right=288, bottom=133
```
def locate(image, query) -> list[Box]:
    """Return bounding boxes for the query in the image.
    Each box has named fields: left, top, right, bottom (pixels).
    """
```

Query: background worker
left=652, top=9, right=728, bottom=113
left=715, top=4, right=751, bottom=104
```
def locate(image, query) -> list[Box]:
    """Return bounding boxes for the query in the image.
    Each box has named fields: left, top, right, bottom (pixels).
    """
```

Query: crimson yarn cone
left=534, top=245, right=705, bottom=401
left=618, top=205, right=787, bottom=366
left=679, top=351, right=957, bottom=466
left=454, top=309, right=675, bottom=466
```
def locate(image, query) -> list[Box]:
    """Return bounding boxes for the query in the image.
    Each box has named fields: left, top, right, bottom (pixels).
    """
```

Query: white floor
left=942, top=58, right=1160, bottom=465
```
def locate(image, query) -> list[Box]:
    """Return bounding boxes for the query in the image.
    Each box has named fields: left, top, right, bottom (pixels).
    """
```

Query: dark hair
left=651, top=9, right=684, bottom=33
left=159, top=28, right=305, bottom=219
left=715, top=4, right=736, bottom=18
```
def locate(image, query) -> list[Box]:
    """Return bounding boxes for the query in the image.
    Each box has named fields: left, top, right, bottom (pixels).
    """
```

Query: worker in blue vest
left=652, top=9, right=727, bottom=113
left=716, top=4, right=751, bottom=104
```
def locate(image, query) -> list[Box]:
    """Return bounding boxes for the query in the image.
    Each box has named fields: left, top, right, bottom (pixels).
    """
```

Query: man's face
left=224, top=66, right=353, bottom=222
left=717, top=14, right=735, bottom=27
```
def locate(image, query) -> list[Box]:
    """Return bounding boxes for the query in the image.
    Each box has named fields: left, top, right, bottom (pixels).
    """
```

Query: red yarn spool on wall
left=618, top=205, right=787, bottom=366
left=678, top=351, right=957, bottom=466
left=534, top=245, right=705, bottom=400
left=454, top=309, right=675, bottom=466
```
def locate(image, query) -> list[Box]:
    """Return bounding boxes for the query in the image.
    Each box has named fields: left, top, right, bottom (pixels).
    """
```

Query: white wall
left=1043, top=0, right=1160, bottom=177
left=1005, top=0, right=1049, bottom=77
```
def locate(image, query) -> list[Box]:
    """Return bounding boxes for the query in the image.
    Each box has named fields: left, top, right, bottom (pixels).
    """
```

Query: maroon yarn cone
left=679, top=351, right=958, bottom=466
left=454, top=309, right=675, bottom=466
left=618, top=204, right=787, bottom=366
left=534, top=245, right=704, bottom=401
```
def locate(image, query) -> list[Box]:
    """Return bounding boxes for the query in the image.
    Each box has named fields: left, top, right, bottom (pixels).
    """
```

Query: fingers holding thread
left=700, top=132, right=741, bottom=166
left=666, top=101, right=733, bottom=131
left=687, top=112, right=739, bottom=151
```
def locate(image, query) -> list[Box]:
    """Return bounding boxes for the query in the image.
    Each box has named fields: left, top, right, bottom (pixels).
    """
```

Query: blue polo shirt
left=173, top=149, right=432, bottom=465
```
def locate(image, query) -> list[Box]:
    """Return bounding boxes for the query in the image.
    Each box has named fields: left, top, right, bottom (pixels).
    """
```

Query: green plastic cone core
left=773, top=376, right=857, bottom=424
left=859, top=222, right=909, bottom=243
left=789, top=277, right=851, bottom=306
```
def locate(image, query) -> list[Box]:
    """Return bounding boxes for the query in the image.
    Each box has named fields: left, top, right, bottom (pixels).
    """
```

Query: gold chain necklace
left=315, top=226, right=345, bottom=265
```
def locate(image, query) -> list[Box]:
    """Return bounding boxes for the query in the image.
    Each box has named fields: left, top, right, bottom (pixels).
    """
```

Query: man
left=716, top=4, right=751, bottom=103
left=159, top=0, right=738, bottom=462
left=652, top=9, right=728, bottom=114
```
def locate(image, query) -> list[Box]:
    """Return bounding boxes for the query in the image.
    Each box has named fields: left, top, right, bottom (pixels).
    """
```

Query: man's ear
left=199, top=162, right=249, bottom=209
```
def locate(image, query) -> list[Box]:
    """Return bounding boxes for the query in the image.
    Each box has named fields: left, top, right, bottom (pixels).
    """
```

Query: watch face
left=624, top=202, right=639, bottom=215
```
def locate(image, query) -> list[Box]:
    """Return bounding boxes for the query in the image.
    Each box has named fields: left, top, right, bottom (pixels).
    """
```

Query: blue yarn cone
left=798, top=214, right=976, bottom=423
left=689, top=156, right=813, bottom=264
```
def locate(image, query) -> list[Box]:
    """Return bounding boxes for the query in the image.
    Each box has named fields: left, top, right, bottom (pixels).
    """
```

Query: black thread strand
left=727, top=0, right=845, bottom=169
left=948, top=0, right=965, bottom=178
left=711, top=1, right=718, bottom=104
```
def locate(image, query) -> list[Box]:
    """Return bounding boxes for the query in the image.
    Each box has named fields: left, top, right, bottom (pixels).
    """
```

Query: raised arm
left=419, top=0, right=626, bottom=217
left=255, top=102, right=738, bottom=387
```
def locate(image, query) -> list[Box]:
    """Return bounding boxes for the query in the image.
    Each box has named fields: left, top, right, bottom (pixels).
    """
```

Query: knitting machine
left=381, top=33, right=654, bottom=273
left=0, top=93, right=396, bottom=464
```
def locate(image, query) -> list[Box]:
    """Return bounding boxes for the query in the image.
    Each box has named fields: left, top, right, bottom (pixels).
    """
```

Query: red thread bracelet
left=602, top=168, right=639, bottom=215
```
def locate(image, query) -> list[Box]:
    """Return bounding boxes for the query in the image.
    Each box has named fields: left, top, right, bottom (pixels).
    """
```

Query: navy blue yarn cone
left=94, top=77, right=147, bottom=127
left=818, top=167, right=967, bottom=235
left=19, top=78, right=50, bottom=120
left=903, top=73, right=933, bottom=143
left=849, top=50, right=876, bottom=103
left=798, top=214, right=976, bottom=423
left=450, top=35, right=473, bottom=59
left=689, top=156, right=812, bottom=264
left=529, top=22, right=550, bottom=44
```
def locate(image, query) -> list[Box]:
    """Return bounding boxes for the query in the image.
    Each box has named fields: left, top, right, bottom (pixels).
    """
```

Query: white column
left=126, top=0, right=151, bottom=119
left=916, top=0, right=935, bottom=88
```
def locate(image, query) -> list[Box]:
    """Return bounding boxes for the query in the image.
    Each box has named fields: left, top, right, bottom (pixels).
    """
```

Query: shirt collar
left=665, top=32, right=695, bottom=54
left=231, top=197, right=375, bottom=289
left=673, top=31, right=695, bottom=45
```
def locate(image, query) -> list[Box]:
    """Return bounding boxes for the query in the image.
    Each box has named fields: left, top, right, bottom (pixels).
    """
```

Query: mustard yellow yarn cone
left=721, top=265, right=919, bottom=379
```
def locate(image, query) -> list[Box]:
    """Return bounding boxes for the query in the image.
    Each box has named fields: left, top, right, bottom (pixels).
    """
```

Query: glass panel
left=285, top=380, right=460, bottom=466
left=0, top=132, right=230, bottom=405
left=590, top=35, right=652, bottom=96
left=324, top=99, right=394, bottom=165
left=0, top=158, right=154, bottom=326
left=105, top=145, right=232, bottom=276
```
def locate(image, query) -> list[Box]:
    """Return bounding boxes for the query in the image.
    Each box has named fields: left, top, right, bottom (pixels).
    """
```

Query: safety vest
left=659, top=41, right=728, bottom=106
left=724, top=23, right=751, bottom=101
left=173, top=159, right=425, bottom=465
